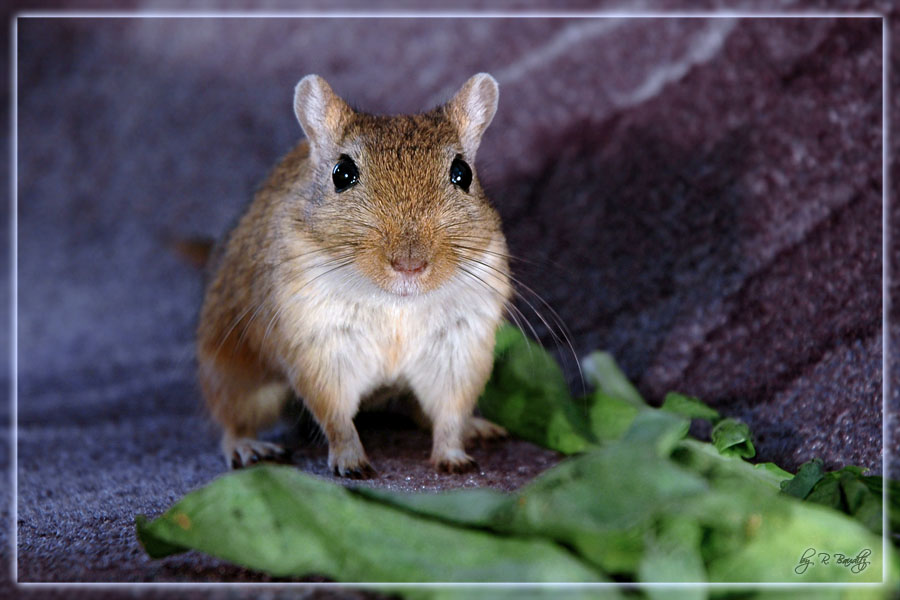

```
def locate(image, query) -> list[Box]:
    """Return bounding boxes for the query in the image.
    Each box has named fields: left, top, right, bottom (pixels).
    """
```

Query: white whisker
left=454, top=246, right=585, bottom=395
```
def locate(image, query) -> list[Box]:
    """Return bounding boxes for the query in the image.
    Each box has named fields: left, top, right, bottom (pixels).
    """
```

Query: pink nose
left=391, top=256, right=427, bottom=275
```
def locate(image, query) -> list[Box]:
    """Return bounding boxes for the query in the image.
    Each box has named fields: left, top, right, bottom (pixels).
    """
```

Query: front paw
left=432, top=448, right=479, bottom=474
left=333, top=462, right=377, bottom=480
left=329, top=445, right=376, bottom=479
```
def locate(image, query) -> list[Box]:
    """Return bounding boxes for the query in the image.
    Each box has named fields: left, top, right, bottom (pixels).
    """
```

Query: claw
left=435, top=454, right=479, bottom=474
left=334, top=462, right=377, bottom=480
left=223, top=438, right=288, bottom=469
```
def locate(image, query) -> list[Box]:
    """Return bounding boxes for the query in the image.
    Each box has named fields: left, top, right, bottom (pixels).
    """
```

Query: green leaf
left=478, top=324, right=593, bottom=454
left=137, top=328, right=900, bottom=588
left=134, top=514, right=188, bottom=558
left=672, top=439, right=790, bottom=493
left=587, top=392, right=641, bottom=442
left=496, top=443, right=709, bottom=574
left=862, top=475, right=900, bottom=533
left=703, top=494, right=889, bottom=583
left=621, top=409, right=691, bottom=458
left=671, top=446, right=893, bottom=583
left=638, top=515, right=707, bottom=600
left=660, top=392, right=720, bottom=423
left=361, top=417, right=707, bottom=576
left=582, top=352, right=646, bottom=408
left=780, top=458, right=825, bottom=499
left=753, top=462, right=794, bottom=485
left=839, top=473, right=883, bottom=535
left=398, top=587, right=624, bottom=600
left=805, top=475, right=842, bottom=510
left=352, top=487, right=510, bottom=529
left=710, top=418, right=755, bottom=459
left=492, top=321, right=525, bottom=355
left=728, top=590, right=891, bottom=600
left=136, top=465, right=601, bottom=582
left=788, top=465, right=889, bottom=537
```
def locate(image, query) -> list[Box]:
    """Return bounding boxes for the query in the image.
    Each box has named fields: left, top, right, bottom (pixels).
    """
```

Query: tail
left=170, top=236, right=216, bottom=269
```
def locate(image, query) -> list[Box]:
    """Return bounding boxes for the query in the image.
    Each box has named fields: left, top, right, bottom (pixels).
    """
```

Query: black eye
left=449, top=155, right=472, bottom=193
left=332, top=155, right=359, bottom=192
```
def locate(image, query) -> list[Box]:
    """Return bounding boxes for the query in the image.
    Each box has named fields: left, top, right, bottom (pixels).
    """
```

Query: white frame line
left=8, top=9, right=892, bottom=591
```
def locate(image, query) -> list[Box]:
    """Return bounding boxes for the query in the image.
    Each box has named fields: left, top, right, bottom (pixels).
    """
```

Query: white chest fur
left=269, top=237, right=510, bottom=404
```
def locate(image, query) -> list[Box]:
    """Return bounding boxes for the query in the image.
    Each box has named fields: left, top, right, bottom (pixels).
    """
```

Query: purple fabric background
left=1, top=0, right=896, bottom=590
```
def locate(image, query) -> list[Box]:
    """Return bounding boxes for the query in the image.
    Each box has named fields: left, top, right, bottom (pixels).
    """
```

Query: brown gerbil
left=196, top=73, right=512, bottom=478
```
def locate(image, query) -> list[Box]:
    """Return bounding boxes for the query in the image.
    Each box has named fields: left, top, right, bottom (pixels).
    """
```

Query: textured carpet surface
left=4, top=1, right=895, bottom=590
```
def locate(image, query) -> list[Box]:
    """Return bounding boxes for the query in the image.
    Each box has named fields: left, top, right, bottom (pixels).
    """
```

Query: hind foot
left=223, top=436, right=289, bottom=469
left=464, top=416, right=507, bottom=443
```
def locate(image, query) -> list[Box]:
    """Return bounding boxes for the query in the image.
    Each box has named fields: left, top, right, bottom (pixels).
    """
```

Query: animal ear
left=293, top=75, right=353, bottom=152
left=445, top=73, right=499, bottom=157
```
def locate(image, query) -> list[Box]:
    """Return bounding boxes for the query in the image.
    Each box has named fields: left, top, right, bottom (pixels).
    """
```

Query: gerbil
left=196, top=73, right=513, bottom=478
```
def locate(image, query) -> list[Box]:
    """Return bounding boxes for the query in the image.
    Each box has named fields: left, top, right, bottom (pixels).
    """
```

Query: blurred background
left=6, top=10, right=892, bottom=582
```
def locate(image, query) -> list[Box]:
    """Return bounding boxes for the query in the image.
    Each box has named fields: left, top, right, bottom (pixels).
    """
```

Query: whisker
left=259, top=244, right=361, bottom=277
left=434, top=218, right=486, bottom=234
left=259, top=258, right=357, bottom=350
left=457, top=253, right=585, bottom=395
left=455, top=267, right=539, bottom=369
left=448, top=235, right=577, bottom=277
left=231, top=251, right=358, bottom=350
left=211, top=248, right=359, bottom=365
left=456, top=265, right=542, bottom=358
left=209, top=301, right=260, bottom=366
left=449, top=242, right=538, bottom=267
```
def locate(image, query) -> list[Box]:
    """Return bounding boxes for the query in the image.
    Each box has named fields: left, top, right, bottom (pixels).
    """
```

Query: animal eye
left=449, top=155, right=472, bottom=192
left=332, top=155, right=359, bottom=192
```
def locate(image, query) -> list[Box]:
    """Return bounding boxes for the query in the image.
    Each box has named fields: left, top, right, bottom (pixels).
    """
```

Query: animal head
left=292, top=73, right=503, bottom=297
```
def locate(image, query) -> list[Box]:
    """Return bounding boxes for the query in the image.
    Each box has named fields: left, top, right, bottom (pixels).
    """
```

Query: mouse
left=196, top=73, right=512, bottom=478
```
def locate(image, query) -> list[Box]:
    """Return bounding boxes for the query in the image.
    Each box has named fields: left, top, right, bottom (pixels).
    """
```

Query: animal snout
left=390, top=255, right=427, bottom=275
